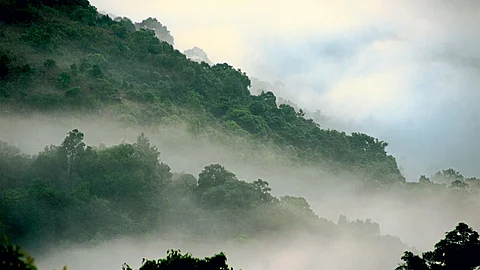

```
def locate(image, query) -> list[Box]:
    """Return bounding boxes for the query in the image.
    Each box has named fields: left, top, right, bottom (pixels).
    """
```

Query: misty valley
left=1, top=0, right=480, bottom=270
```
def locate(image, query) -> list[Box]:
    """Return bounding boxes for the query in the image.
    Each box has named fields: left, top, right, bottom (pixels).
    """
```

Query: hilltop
left=0, top=0, right=406, bottom=185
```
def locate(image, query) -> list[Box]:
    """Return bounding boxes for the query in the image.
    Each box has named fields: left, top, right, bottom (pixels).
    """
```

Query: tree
left=431, top=169, right=464, bottom=184
left=279, top=196, right=317, bottom=219
left=0, top=0, right=410, bottom=185
left=419, top=175, right=431, bottom=184
left=424, top=223, right=480, bottom=270
left=60, top=129, right=86, bottom=189
left=396, top=222, right=480, bottom=270
left=135, top=17, right=174, bottom=45
left=252, top=179, right=274, bottom=203
left=197, top=164, right=237, bottom=190
left=465, top=178, right=480, bottom=190
left=0, top=235, right=37, bottom=270
left=122, top=249, right=233, bottom=270
left=131, top=133, right=172, bottom=202
left=397, top=251, right=430, bottom=270
left=0, top=141, right=29, bottom=190
left=450, top=180, right=469, bottom=190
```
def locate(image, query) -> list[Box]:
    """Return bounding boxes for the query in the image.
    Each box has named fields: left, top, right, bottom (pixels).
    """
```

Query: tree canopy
left=0, top=0, right=405, bottom=184
left=396, top=223, right=480, bottom=270
left=123, top=250, right=233, bottom=270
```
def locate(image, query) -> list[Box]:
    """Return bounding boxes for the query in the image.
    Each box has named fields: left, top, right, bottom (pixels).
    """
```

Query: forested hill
left=0, top=0, right=404, bottom=184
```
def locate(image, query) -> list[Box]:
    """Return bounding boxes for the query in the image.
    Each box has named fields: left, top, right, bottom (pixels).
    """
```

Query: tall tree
left=59, top=129, right=86, bottom=189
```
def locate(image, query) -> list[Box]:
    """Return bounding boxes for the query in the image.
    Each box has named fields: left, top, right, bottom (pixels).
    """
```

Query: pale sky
left=91, top=0, right=480, bottom=180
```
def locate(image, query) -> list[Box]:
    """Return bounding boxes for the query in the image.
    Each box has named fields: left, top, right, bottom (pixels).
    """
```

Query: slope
left=0, top=0, right=404, bottom=184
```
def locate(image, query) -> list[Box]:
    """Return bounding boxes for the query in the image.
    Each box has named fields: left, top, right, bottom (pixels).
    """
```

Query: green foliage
left=0, top=1, right=40, bottom=23
left=450, top=180, right=469, bottom=190
left=90, top=65, right=103, bottom=78
left=57, top=72, right=72, bottom=89
left=43, top=59, right=57, bottom=69
left=0, top=235, right=37, bottom=270
left=135, top=17, right=174, bottom=45
left=196, top=164, right=275, bottom=209
left=396, top=222, right=480, bottom=270
left=0, top=130, right=174, bottom=243
left=431, top=169, right=464, bottom=184
left=419, top=175, right=431, bottom=184
left=0, top=53, right=11, bottom=80
left=22, top=25, right=55, bottom=51
left=279, top=196, right=317, bottom=219
left=65, top=86, right=81, bottom=98
left=123, top=250, right=233, bottom=270
left=115, top=17, right=136, bottom=33
left=0, top=130, right=345, bottom=244
left=197, top=164, right=236, bottom=190
left=111, top=23, right=128, bottom=38
left=224, top=107, right=268, bottom=134
left=0, top=0, right=406, bottom=184
left=337, top=215, right=380, bottom=236
left=70, top=6, right=97, bottom=25
left=0, top=141, right=30, bottom=190
left=2, top=2, right=477, bottom=269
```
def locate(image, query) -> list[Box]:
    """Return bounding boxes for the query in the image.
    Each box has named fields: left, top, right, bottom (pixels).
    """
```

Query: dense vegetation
left=2, top=222, right=480, bottom=270
left=396, top=223, right=480, bottom=270
left=1, top=236, right=37, bottom=270
left=1, top=0, right=480, bottom=269
left=122, top=250, right=233, bottom=270
left=0, top=130, right=385, bottom=246
left=0, top=0, right=404, bottom=184
left=1, top=130, right=477, bottom=269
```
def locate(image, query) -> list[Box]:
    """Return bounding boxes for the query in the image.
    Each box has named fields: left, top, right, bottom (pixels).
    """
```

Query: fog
left=35, top=232, right=404, bottom=270
left=2, top=114, right=479, bottom=269
left=89, top=0, right=480, bottom=181
left=2, top=1, right=479, bottom=267
left=243, top=0, right=480, bottom=181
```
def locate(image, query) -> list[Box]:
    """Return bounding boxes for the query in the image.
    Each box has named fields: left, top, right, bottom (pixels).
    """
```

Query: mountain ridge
left=1, top=0, right=404, bottom=184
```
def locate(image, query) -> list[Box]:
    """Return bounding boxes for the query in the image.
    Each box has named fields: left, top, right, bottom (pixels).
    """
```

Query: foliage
left=431, top=169, right=464, bottom=184
left=0, top=130, right=174, bottom=243
left=0, top=235, right=37, bottom=270
left=1, top=2, right=479, bottom=269
left=123, top=250, right=233, bottom=270
left=0, top=130, right=340, bottom=245
left=134, top=17, right=174, bottom=45
left=396, top=222, right=480, bottom=270
left=0, top=0, right=405, bottom=184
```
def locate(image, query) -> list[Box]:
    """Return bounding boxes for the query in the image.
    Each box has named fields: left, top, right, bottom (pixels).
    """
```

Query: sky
left=90, top=0, right=480, bottom=180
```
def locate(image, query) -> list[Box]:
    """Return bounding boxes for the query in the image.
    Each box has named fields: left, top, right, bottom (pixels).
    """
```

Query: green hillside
left=3, top=2, right=480, bottom=270
left=0, top=0, right=404, bottom=184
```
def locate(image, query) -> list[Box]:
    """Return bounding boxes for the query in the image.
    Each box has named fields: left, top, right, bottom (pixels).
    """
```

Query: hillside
left=4, top=2, right=480, bottom=270
left=0, top=0, right=404, bottom=184
left=0, top=129, right=412, bottom=270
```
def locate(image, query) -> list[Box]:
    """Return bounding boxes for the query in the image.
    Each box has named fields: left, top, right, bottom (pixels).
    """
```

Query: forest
left=3, top=221, right=479, bottom=270
left=0, top=0, right=479, bottom=269
left=0, top=0, right=405, bottom=184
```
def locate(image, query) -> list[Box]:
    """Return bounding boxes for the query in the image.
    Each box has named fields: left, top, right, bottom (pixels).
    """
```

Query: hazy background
left=2, top=115, right=477, bottom=253
left=4, top=115, right=476, bottom=270
left=89, top=0, right=480, bottom=181
left=2, top=2, right=480, bottom=269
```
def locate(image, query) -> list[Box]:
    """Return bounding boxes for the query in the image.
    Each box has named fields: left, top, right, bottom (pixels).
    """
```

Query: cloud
left=90, top=0, right=388, bottom=66
left=240, top=1, right=480, bottom=179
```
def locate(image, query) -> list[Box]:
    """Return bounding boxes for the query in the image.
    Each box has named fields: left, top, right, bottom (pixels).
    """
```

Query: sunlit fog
left=0, top=0, right=479, bottom=270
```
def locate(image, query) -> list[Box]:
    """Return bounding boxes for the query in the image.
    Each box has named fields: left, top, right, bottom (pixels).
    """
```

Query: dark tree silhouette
left=396, top=222, right=480, bottom=270
left=122, top=250, right=233, bottom=270
left=0, top=235, right=37, bottom=270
